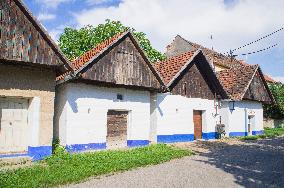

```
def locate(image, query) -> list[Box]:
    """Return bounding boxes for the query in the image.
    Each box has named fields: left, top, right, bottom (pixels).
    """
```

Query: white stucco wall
left=150, top=92, right=158, bottom=143
left=28, top=97, right=41, bottom=147
left=220, top=101, right=264, bottom=136
left=156, top=93, right=220, bottom=142
left=55, top=82, right=152, bottom=150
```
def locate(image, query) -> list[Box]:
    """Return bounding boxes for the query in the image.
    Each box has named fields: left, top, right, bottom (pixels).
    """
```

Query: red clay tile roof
left=56, top=71, right=72, bottom=81
left=264, top=74, right=276, bottom=83
left=56, top=31, right=127, bottom=81
left=217, top=64, right=258, bottom=100
left=154, top=50, right=197, bottom=85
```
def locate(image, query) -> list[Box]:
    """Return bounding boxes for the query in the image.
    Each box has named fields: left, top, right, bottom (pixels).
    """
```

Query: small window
left=117, top=94, right=123, bottom=101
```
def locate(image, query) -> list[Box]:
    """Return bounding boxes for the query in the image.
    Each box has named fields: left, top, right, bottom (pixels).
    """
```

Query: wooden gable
left=243, top=70, right=272, bottom=103
left=170, top=53, right=224, bottom=100
left=80, top=36, right=161, bottom=90
left=0, top=0, right=67, bottom=67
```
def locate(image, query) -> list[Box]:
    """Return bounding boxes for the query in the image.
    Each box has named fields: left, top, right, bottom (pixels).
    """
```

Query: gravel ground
left=66, top=137, right=284, bottom=188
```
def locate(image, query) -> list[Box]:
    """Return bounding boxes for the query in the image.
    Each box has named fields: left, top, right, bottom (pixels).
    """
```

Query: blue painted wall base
left=0, top=153, right=28, bottom=159
left=252, top=130, right=264, bottom=135
left=157, top=134, right=194, bottom=143
left=127, top=140, right=149, bottom=147
left=0, top=146, right=52, bottom=161
left=28, top=146, right=52, bottom=161
left=229, top=132, right=248, bottom=137
left=202, top=132, right=217, bottom=140
left=229, top=131, right=264, bottom=137
left=66, top=143, right=106, bottom=153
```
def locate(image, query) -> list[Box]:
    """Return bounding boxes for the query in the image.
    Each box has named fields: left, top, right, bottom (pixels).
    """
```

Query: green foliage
left=240, top=135, right=259, bottom=140
left=264, top=127, right=284, bottom=137
left=0, top=144, right=191, bottom=188
left=264, top=82, right=284, bottom=119
left=240, top=127, right=284, bottom=140
left=52, top=139, right=67, bottom=156
left=59, top=19, right=165, bottom=63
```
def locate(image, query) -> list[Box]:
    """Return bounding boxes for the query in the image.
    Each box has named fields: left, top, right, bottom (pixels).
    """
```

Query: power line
left=224, top=27, right=283, bottom=54
left=239, top=44, right=278, bottom=56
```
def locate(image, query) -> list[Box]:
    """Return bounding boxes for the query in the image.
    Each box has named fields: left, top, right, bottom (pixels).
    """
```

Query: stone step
left=0, top=156, right=32, bottom=171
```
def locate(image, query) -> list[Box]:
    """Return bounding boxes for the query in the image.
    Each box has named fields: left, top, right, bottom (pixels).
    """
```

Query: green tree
left=264, top=82, right=284, bottom=119
left=59, top=19, right=165, bottom=62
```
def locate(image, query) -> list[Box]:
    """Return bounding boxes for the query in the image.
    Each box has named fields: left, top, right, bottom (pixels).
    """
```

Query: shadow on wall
left=0, top=63, right=56, bottom=92
left=191, top=137, right=284, bottom=187
left=66, top=86, right=149, bottom=114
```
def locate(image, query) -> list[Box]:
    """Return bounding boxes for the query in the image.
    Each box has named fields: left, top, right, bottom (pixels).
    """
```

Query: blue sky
left=23, top=0, right=284, bottom=82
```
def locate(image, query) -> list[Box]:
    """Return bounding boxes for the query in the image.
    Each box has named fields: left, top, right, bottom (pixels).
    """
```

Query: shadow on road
left=193, top=137, right=284, bottom=188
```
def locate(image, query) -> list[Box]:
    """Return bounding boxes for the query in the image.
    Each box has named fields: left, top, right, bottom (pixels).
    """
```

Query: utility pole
left=210, top=35, right=214, bottom=50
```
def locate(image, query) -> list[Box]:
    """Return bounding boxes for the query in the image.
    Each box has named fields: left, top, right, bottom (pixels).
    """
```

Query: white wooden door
left=0, top=98, right=29, bottom=154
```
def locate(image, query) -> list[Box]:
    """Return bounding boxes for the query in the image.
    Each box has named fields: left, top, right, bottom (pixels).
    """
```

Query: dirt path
left=67, top=137, right=284, bottom=188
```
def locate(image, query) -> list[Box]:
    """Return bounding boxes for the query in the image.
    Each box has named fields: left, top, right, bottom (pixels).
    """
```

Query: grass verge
left=240, top=127, right=284, bottom=140
left=0, top=144, right=192, bottom=188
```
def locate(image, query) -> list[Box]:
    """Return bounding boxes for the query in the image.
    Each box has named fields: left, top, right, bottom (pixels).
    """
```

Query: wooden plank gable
left=171, top=60, right=215, bottom=100
left=0, top=0, right=67, bottom=67
left=80, top=36, right=161, bottom=90
left=243, top=70, right=272, bottom=103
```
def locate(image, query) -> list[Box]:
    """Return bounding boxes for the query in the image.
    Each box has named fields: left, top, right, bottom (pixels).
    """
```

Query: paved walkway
left=67, top=137, right=284, bottom=188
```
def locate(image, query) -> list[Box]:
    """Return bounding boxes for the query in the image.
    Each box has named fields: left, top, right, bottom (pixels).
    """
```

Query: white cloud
left=48, top=24, right=73, bottom=43
left=85, top=0, right=113, bottom=6
left=49, top=29, right=61, bottom=43
left=74, top=0, right=284, bottom=55
left=37, top=13, right=56, bottom=21
left=273, top=76, right=284, bottom=83
left=36, top=0, right=73, bottom=9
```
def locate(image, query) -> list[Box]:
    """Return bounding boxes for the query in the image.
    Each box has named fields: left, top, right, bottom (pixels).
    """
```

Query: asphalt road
left=67, top=137, right=284, bottom=188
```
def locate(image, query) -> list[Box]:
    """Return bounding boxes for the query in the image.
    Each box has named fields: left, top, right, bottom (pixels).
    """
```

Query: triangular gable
left=59, top=31, right=164, bottom=90
left=166, top=35, right=240, bottom=69
left=154, top=50, right=228, bottom=99
left=165, top=35, right=195, bottom=58
left=170, top=51, right=228, bottom=100
left=0, top=0, right=70, bottom=69
left=243, top=68, right=274, bottom=104
left=217, top=65, right=257, bottom=100
left=218, top=64, right=274, bottom=104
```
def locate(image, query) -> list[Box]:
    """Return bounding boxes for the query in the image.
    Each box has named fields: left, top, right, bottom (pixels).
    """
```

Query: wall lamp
left=229, top=100, right=235, bottom=111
